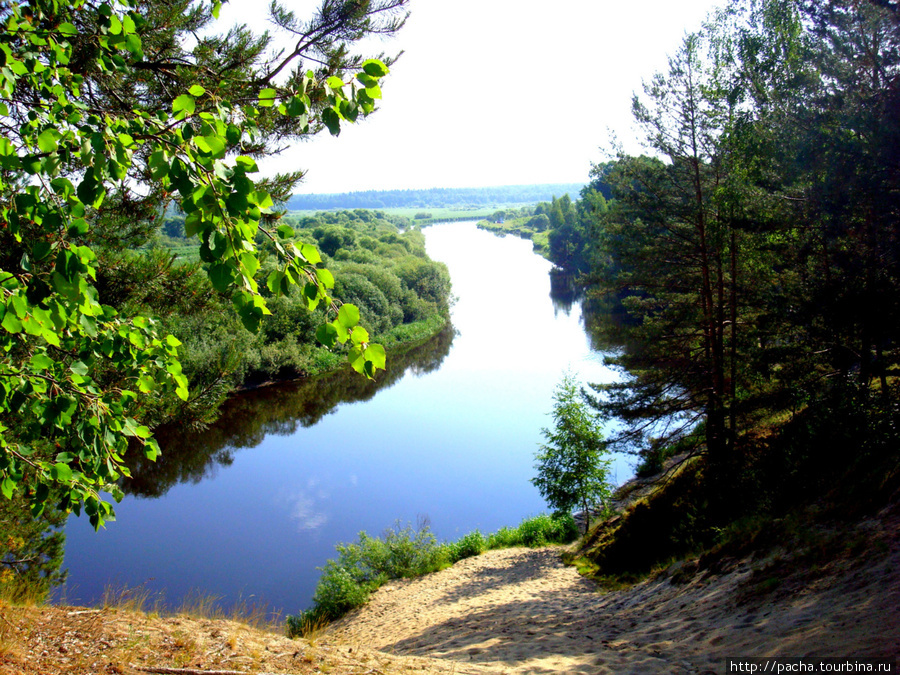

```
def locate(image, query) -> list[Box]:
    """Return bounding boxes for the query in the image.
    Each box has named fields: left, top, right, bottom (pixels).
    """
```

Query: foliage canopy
left=573, top=0, right=900, bottom=512
left=0, top=0, right=408, bottom=528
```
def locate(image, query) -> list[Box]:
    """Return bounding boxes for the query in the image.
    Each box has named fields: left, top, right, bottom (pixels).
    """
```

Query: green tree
left=532, top=374, right=611, bottom=534
left=546, top=194, right=580, bottom=269
left=586, top=27, right=743, bottom=467
left=583, top=0, right=900, bottom=501
left=785, top=0, right=900, bottom=393
left=0, top=0, right=406, bottom=528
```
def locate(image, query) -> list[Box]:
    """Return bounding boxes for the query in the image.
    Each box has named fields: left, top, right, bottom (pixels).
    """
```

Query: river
left=59, top=221, right=626, bottom=616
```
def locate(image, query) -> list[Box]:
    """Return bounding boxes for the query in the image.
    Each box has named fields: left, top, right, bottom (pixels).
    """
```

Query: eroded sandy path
left=330, top=547, right=715, bottom=674
left=330, top=514, right=900, bottom=675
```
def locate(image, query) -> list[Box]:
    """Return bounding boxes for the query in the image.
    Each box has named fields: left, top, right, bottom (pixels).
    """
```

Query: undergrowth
left=285, top=513, right=578, bottom=636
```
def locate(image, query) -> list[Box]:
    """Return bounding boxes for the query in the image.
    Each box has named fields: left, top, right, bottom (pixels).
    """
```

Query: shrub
left=516, top=513, right=578, bottom=547
left=448, top=530, right=486, bottom=563
left=308, top=346, right=344, bottom=373
left=394, top=257, right=451, bottom=308
left=312, top=559, right=384, bottom=620
left=518, top=514, right=552, bottom=546
left=285, top=609, right=328, bottom=639
left=548, top=513, right=580, bottom=542
left=486, top=526, right=521, bottom=549
left=379, top=523, right=448, bottom=578
left=333, top=273, right=393, bottom=333
left=286, top=522, right=448, bottom=629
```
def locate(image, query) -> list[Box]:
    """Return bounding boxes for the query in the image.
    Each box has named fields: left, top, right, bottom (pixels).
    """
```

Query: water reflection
left=283, top=479, right=331, bottom=532
left=0, top=496, right=67, bottom=603
left=547, top=271, right=631, bottom=357
left=549, top=269, right=579, bottom=315
left=580, top=293, right=639, bottom=356
left=126, top=326, right=455, bottom=499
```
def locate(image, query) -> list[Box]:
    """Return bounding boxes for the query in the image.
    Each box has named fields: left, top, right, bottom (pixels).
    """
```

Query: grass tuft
left=101, top=582, right=154, bottom=614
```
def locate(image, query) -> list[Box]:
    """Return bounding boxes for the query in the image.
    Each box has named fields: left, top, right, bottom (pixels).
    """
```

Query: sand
left=2, top=510, right=896, bottom=675
left=330, top=502, right=900, bottom=674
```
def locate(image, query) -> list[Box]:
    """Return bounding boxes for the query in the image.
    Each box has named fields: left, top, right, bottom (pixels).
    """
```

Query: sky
left=223, top=0, right=723, bottom=194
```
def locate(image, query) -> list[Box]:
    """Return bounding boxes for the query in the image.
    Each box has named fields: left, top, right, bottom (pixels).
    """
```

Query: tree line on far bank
left=286, top=183, right=586, bottom=211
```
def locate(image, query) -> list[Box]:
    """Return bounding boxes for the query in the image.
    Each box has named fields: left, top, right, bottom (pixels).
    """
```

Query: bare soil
left=2, top=497, right=897, bottom=675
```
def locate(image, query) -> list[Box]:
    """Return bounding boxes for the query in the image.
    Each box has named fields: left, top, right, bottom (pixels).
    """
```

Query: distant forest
left=286, top=184, right=587, bottom=210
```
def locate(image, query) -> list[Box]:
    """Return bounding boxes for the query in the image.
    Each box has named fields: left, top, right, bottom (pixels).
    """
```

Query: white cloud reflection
left=280, top=483, right=331, bottom=533
left=290, top=493, right=328, bottom=532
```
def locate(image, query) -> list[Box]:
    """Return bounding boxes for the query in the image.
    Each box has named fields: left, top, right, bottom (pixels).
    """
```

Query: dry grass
left=100, top=583, right=156, bottom=615
left=0, top=607, right=23, bottom=664
left=97, top=584, right=281, bottom=633
left=0, top=603, right=466, bottom=674
left=0, top=573, right=48, bottom=609
left=295, top=612, right=331, bottom=643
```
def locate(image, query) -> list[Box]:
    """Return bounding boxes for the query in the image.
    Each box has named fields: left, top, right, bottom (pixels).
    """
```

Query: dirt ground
left=330, top=496, right=900, bottom=674
left=2, top=498, right=898, bottom=675
left=0, top=603, right=460, bottom=675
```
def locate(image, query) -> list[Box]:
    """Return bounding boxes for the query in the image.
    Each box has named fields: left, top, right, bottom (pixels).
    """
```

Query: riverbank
left=330, top=494, right=900, bottom=672
left=476, top=219, right=550, bottom=260
left=234, top=312, right=451, bottom=392
left=5, top=493, right=896, bottom=674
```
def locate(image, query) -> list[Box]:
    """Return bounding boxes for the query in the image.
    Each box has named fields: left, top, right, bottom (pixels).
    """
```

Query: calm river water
left=60, top=221, right=626, bottom=615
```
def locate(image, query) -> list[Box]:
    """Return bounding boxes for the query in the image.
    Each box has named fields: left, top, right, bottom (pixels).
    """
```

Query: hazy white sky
left=225, top=0, right=722, bottom=194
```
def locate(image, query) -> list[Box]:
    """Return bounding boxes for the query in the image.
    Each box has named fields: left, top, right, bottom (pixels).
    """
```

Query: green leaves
left=172, top=93, right=195, bottom=117
left=365, top=343, right=387, bottom=371
left=208, top=263, right=233, bottom=292
left=29, top=354, right=53, bottom=371
left=0, top=0, right=394, bottom=531
left=1, top=310, right=23, bottom=334
left=314, top=303, right=386, bottom=378
left=1, top=477, right=15, bottom=500
left=338, top=304, right=360, bottom=329
left=300, top=244, right=322, bottom=265
left=258, top=88, right=277, bottom=107
left=194, top=134, right=225, bottom=157
left=362, top=59, right=390, bottom=77
left=37, top=129, right=61, bottom=153
left=50, top=462, right=73, bottom=484
left=323, top=107, right=342, bottom=136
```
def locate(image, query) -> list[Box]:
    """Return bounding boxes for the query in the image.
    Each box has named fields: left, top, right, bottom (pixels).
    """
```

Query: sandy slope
left=2, top=504, right=897, bottom=675
left=331, top=501, right=900, bottom=674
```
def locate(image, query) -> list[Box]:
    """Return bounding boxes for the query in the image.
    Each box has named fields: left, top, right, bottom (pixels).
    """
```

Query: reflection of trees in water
left=548, top=271, right=630, bottom=356
left=549, top=269, right=578, bottom=316
left=580, top=294, right=638, bottom=358
left=547, top=267, right=633, bottom=357
left=125, top=326, right=456, bottom=498
left=1, top=496, right=66, bottom=602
